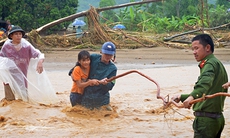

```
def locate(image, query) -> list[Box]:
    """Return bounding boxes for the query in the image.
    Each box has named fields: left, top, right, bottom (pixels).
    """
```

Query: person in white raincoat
left=0, top=26, right=57, bottom=104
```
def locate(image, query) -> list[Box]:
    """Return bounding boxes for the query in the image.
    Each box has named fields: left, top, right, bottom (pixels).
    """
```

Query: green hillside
left=77, top=0, right=138, bottom=12
left=208, top=0, right=217, bottom=4
left=77, top=0, right=217, bottom=12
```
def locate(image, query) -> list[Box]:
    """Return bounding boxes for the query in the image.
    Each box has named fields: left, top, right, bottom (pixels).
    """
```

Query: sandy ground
left=0, top=46, right=230, bottom=138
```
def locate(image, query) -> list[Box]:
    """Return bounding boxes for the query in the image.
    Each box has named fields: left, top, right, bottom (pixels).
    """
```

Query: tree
left=209, top=5, right=230, bottom=27
left=0, top=0, right=78, bottom=33
left=36, top=0, right=162, bottom=33
left=99, top=0, right=118, bottom=23
left=216, top=0, right=230, bottom=7
left=148, top=0, right=199, bottom=18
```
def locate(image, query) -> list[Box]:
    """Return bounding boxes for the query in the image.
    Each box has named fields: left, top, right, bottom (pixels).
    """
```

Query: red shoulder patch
left=199, top=60, right=206, bottom=68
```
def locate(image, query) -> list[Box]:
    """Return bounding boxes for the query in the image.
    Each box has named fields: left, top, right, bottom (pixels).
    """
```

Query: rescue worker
left=172, top=34, right=228, bottom=138
left=81, top=42, right=117, bottom=111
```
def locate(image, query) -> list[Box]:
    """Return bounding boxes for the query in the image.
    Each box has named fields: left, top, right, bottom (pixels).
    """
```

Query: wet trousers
left=193, top=114, right=225, bottom=138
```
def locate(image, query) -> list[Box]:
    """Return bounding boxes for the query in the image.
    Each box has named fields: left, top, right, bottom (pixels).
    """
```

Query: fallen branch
left=64, top=33, right=76, bottom=37
left=120, top=30, right=156, bottom=47
left=36, top=0, right=162, bottom=33
left=0, top=38, right=7, bottom=46
left=163, top=28, right=202, bottom=42
left=163, top=22, right=230, bottom=42
left=170, top=40, right=191, bottom=44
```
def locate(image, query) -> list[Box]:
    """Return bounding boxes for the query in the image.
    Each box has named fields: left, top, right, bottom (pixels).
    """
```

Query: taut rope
left=107, top=70, right=168, bottom=104
left=107, top=70, right=230, bottom=108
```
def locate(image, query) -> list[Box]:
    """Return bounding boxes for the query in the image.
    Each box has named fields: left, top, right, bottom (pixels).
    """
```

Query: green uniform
left=180, top=54, right=228, bottom=138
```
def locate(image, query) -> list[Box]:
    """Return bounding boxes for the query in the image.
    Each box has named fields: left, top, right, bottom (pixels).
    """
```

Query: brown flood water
left=1, top=47, right=230, bottom=137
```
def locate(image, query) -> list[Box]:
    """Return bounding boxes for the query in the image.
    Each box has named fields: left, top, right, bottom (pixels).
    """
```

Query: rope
left=107, top=70, right=167, bottom=103
left=107, top=70, right=230, bottom=109
left=166, top=92, right=230, bottom=108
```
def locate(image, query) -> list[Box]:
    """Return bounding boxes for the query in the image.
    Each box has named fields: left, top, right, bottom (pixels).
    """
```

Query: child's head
left=77, top=50, right=90, bottom=68
left=78, top=50, right=90, bottom=61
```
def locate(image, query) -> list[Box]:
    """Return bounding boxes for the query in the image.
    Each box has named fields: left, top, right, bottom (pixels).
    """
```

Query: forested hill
left=77, top=0, right=138, bottom=12
left=77, top=0, right=217, bottom=12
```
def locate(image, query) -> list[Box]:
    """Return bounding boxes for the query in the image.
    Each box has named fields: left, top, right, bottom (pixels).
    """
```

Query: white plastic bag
left=0, top=57, right=58, bottom=105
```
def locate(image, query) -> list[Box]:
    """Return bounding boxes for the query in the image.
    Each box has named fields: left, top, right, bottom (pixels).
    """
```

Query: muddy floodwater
left=1, top=47, right=230, bottom=137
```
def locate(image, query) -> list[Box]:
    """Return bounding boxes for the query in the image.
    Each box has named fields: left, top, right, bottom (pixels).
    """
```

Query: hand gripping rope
left=107, top=70, right=230, bottom=109
left=167, top=92, right=230, bottom=108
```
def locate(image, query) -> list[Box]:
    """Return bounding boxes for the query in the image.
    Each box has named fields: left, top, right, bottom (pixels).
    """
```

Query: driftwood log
left=163, top=22, right=230, bottom=42
left=119, top=30, right=157, bottom=47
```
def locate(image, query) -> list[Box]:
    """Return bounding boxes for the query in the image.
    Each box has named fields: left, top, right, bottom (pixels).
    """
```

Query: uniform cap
left=101, top=42, right=116, bottom=55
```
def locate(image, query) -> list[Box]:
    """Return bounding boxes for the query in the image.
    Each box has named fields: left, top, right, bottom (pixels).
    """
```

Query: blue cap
left=101, top=42, right=116, bottom=55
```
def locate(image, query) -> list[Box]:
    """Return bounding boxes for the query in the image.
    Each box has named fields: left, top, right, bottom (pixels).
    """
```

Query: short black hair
left=192, top=34, right=214, bottom=53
